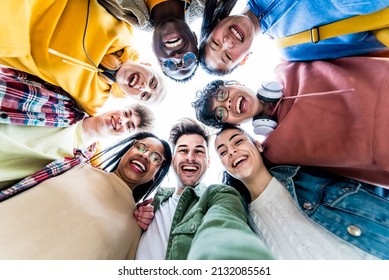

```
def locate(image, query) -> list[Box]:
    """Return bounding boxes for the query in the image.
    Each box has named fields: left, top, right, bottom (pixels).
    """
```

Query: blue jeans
left=269, top=165, right=389, bottom=259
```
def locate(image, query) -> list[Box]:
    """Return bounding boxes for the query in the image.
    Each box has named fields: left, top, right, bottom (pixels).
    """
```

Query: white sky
left=104, top=2, right=281, bottom=187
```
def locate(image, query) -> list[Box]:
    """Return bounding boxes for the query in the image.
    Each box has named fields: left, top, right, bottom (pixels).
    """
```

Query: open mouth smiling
left=164, top=37, right=183, bottom=48
left=235, top=96, right=243, bottom=114
left=130, top=159, right=146, bottom=173
left=181, top=165, right=199, bottom=174
left=111, top=116, right=119, bottom=130
left=230, top=26, right=244, bottom=42
left=128, top=73, right=140, bottom=87
left=232, top=155, right=247, bottom=168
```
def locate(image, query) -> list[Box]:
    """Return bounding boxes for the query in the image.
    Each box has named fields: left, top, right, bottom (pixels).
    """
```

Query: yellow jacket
left=0, top=0, right=139, bottom=115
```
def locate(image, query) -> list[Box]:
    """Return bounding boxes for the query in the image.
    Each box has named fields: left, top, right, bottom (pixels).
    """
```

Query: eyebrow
left=210, top=39, right=218, bottom=51
left=195, top=145, right=207, bottom=151
left=176, top=144, right=206, bottom=150
left=216, top=133, right=239, bottom=151
left=150, top=76, right=157, bottom=89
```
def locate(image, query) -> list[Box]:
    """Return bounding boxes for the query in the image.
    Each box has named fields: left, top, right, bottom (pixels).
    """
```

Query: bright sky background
left=104, top=2, right=281, bottom=187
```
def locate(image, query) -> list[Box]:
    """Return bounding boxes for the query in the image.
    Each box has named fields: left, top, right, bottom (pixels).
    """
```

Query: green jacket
left=152, top=183, right=274, bottom=260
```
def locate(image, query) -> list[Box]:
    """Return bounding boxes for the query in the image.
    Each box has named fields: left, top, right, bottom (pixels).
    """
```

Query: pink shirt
left=263, top=51, right=389, bottom=187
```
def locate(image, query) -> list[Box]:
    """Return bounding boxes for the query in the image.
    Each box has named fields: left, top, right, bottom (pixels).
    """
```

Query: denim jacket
left=152, top=183, right=273, bottom=260
left=269, top=165, right=389, bottom=259
left=247, top=0, right=388, bottom=60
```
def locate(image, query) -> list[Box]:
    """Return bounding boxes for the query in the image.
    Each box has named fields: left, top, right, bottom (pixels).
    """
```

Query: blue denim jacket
left=247, top=0, right=389, bottom=61
left=269, top=165, right=389, bottom=259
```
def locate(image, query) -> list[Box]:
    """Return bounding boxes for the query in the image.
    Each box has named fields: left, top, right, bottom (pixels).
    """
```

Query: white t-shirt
left=135, top=193, right=181, bottom=260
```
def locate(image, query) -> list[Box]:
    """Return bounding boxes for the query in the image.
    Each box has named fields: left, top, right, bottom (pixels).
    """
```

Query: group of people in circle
left=0, top=0, right=388, bottom=260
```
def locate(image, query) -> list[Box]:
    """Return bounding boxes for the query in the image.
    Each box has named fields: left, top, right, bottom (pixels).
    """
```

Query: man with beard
left=135, top=117, right=272, bottom=259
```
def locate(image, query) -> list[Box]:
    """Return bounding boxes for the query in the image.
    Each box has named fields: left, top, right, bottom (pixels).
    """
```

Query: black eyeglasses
left=162, top=52, right=197, bottom=72
left=132, top=140, right=165, bottom=165
left=214, top=86, right=230, bottom=122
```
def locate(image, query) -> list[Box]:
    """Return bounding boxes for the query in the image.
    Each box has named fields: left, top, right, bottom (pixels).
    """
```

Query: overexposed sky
left=104, top=2, right=281, bottom=187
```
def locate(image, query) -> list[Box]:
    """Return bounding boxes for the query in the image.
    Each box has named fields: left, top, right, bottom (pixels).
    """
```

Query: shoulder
left=152, top=186, right=175, bottom=206
left=203, top=183, right=241, bottom=197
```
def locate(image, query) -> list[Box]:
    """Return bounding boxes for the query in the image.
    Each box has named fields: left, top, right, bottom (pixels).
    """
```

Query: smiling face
left=172, top=134, right=210, bottom=190
left=116, top=61, right=166, bottom=104
left=152, top=19, right=199, bottom=81
left=114, top=137, right=165, bottom=189
left=211, top=84, right=261, bottom=125
left=204, top=15, right=256, bottom=73
left=214, top=128, right=264, bottom=181
left=92, top=108, right=141, bottom=137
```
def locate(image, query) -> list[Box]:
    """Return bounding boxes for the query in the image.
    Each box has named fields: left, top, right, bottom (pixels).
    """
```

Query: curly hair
left=162, top=62, right=199, bottom=83
left=192, top=80, right=225, bottom=128
left=192, top=79, right=241, bottom=128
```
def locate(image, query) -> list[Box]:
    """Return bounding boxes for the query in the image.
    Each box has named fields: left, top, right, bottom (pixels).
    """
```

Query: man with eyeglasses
left=192, top=50, right=389, bottom=187
left=135, top=117, right=273, bottom=259
left=97, top=0, right=211, bottom=82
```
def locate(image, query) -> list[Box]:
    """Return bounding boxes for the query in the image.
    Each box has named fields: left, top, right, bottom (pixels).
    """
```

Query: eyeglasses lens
left=134, top=142, right=164, bottom=164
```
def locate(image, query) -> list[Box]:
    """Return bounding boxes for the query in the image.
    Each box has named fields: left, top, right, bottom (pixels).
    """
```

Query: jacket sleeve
left=187, top=184, right=274, bottom=260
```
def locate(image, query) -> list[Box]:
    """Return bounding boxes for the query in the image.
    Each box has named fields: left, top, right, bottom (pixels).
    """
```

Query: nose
left=121, top=115, right=131, bottom=129
left=117, top=117, right=123, bottom=126
left=186, top=150, right=196, bottom=162
left=140, top=149, right=152, bottom=160
left=222, top=37, right=234, bottom=49
left=229, top=148, right=237, bottom=157
left=226, top=98, right=232, bottom=110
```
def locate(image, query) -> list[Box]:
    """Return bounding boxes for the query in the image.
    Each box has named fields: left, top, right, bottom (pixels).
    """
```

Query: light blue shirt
left=247, top=0, right=389, bottom=60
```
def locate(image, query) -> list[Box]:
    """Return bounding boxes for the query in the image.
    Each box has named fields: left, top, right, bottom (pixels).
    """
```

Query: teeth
left=182, top=166, right=197, bottom=171
left=233, top=156, right=246, bottom=167
left=165, top=38, right=182, bottom=48
left=132, top=160, right=145, bottom=172
left=236, top=96, right=242, bottom=114
left=111, top=116, right=117, bottom=130
left=231, top=27, right=243, bottom=42
left=129, top=73, right=139, bottom=87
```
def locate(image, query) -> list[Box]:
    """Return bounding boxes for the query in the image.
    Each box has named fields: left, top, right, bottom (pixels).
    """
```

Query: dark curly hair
left=192, top=79, right=240, bottom=128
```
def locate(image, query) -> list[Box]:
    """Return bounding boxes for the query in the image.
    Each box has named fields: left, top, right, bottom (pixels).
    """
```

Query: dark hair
left=130, top=103, right=155, bottom=131
left=91, top=132, right=172, bottom=202
left=199, top=0, right=239, bottom=75
left=163, top=63, right=198, bottom=83
left=192, top=79, right=233, bottom=128
left=217, top=124, right=254, bottom=205
left=169, top=117, right=210, bottom=149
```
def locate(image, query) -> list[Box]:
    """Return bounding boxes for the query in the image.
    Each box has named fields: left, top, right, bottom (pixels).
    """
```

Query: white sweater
left=249, top=177, right=377, bottom=260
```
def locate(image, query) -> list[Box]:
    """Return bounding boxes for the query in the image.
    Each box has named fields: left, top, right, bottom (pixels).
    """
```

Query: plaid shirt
left=0, top=66, right=87, bottom=127
left=0, top=149, right=93, bottom=202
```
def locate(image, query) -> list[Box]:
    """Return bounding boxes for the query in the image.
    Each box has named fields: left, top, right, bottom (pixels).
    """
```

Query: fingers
left=134, top=203, right=154, bottom=231
left=136, top=197, right=153, bottom=208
